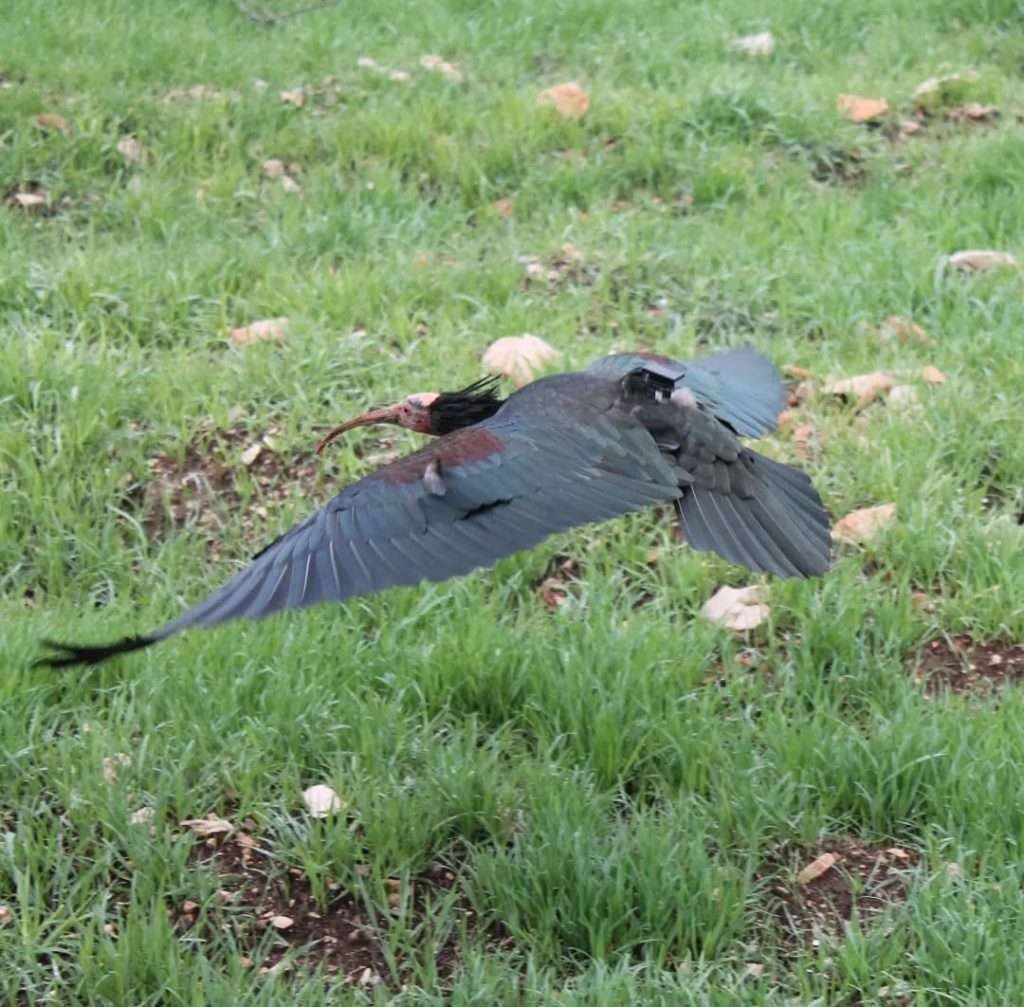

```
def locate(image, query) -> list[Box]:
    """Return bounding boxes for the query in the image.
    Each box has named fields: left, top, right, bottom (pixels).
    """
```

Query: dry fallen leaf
left=837, top=94, right=890, bottom=123
left=537, top=82, right=590, bottom=120
left=832, top=503, right=896, bottom=544
left=701, top=585, right=770, bottom=632
left=6, top=186, right=48, bottom=210
left=797, top=852, right=837, bottom=885
left=824, top=371, right=895, bottom=408
left=35, top=112, right=68, bottom=131
left=129, top=807, right=155, bottom=826
left=420, top=54, right=464, bottom=83
left=0, top=906, right=11, bottom=926
left=879, top=316, right=933, bottom=346
left=179, top=814, right=233, bottom=837
left=745, top=962, right=766, bottom=979
left=116, top=135, right=147, bottom=164
left=279, top=174, right=301, bottom=194
left=945, top=102, right=999, bottom=123
left=269, top=915, right=294, bottom=930
left=302, top=784, right=346, bottom=818
left=732, top=31, right=775, bottom=56
left=102, top=753, right=131, bottom=785
left=918, top=365, right=946, bottom=384
left=230, top=317, right=289, bottom=347
left=261, top=158, right=286, bottom=178
left=279, top=88, right=305, bottom=107
left=948, top=249, right=1019, bottom=272
left=493, top=197, right=515, bottom=218
left=240, top=443, right=263, bottom=467
left=482, top=334, right=561, bottom=387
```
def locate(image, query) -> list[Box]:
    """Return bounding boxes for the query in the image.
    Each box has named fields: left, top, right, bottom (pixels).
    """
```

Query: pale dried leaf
left=837, top=94, right=890, bottom=123
left=879, top=316, right=932, bottom=346
left=701, top=585, right=770, bottom=631
left=389, top=70, right=411, bottom=82
left=129, top=806, right=155, bottom=826
left=948, top=249, right=1019, bottom=272
left=279, top=174, right=302, bottom=194
left=792, top=423, right=816, bottom=459
left=240, top=443, right=263, bottom=467
left=103, top=922, right=118, bottom=936
left=919, top=365, right=946, bottom=384
left=420, top=54, right=464, bottom=83
left=945, top=102, right=998, bottom=123
left=824, top=371, right=895, bottom=407
left=357, top=56, right=385, bottom=72
left=181, top=899, right=200, bottom=914
left=179, top=813, right=233, bottom=837
left=279, top=88, right=305, bottom=108
left=261, top=158, right=286, bottom=178
left=832, top=503, right=896, bottom=544
left=0, top=906, right=12, bottom=926
left=102, top=753, right=131, bottom=785
left=117, top=135, right=146, bottom=164
left=482, top=334, right=561, bottom=387
left=230, top=317, right=289, bottom=347
left=745, top=962, right=766, bottom=978
left=732, top=31, right=775, bottom=56
left=302, top=784, right=346, bottom=818
left=269, top=915, right=294, bottom=930
left=9, top=189, right=47, bottom=209
left=260, top=959, right=293, bottom=976
left=493, top=197, right=515, bottom=218
left=35, top=112, right=68, bottom=131
left=537, top=81, right=590, bottom=120
left=797, top=852, right=837, bottom=885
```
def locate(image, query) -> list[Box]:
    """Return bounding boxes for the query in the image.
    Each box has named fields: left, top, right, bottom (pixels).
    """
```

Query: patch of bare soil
left=913, top=636, right=1024, bottom=695
left=127, top=420, right=336, bottom=554
left=532, top=553, right=583, bottom=610
left=518, top=243, right=598, bottom=289
left=180, top=829, right=511, bottom=987
left=809, top=145, right=868, bottom=186
left=760, top=838, right=918, bottom=947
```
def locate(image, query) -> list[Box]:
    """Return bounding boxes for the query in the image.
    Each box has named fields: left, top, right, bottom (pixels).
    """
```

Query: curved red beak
left=315, top=404, right=403, bottom=455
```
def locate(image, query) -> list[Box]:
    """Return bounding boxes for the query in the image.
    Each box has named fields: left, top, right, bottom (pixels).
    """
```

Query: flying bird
left=38, top=347, right=830, bottom=667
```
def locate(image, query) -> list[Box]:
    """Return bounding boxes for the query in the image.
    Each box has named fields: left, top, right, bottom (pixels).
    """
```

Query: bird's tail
left=35, top=634, right=160, bottom=669
left=676, top=450, right=831, bottom=578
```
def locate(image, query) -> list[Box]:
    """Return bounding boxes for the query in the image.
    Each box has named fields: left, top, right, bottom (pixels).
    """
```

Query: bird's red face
left=316, top=377, right=505, bottom=455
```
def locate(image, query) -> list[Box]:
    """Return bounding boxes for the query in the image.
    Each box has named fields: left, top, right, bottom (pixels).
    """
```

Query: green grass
left=5, top=0, right=1024, bottom=1002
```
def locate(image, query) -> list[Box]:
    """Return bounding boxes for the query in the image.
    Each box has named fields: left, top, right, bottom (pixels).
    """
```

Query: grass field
left=5, top=0, right=1024, bottom=1002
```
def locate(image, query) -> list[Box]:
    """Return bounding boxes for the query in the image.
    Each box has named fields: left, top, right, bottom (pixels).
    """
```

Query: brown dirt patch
left=760, top=837, right=918, bottom=947
left=518, top=243, right=598, bottom=289
left=913, top=636, right=1024, bottom=695
left=126, top=420, right=338, bottom=555
left=532, top=553, right=583, bottom=610
left=180, top=828, right=511, bottom=987
left=809, top=146, right=867, bottom=186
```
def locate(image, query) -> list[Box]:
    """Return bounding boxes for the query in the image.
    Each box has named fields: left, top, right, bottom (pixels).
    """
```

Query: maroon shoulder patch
left=375, top=429, right=507, bottom=485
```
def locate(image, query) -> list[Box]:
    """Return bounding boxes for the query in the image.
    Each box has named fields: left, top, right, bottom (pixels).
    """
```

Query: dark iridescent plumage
left=38, top=347, right=830, bottom=668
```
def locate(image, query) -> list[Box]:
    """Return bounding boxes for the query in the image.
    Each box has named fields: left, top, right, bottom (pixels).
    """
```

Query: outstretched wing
left=39, top=407, right=680, bottom=666
left=588, top=347, right=786, bottom=438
